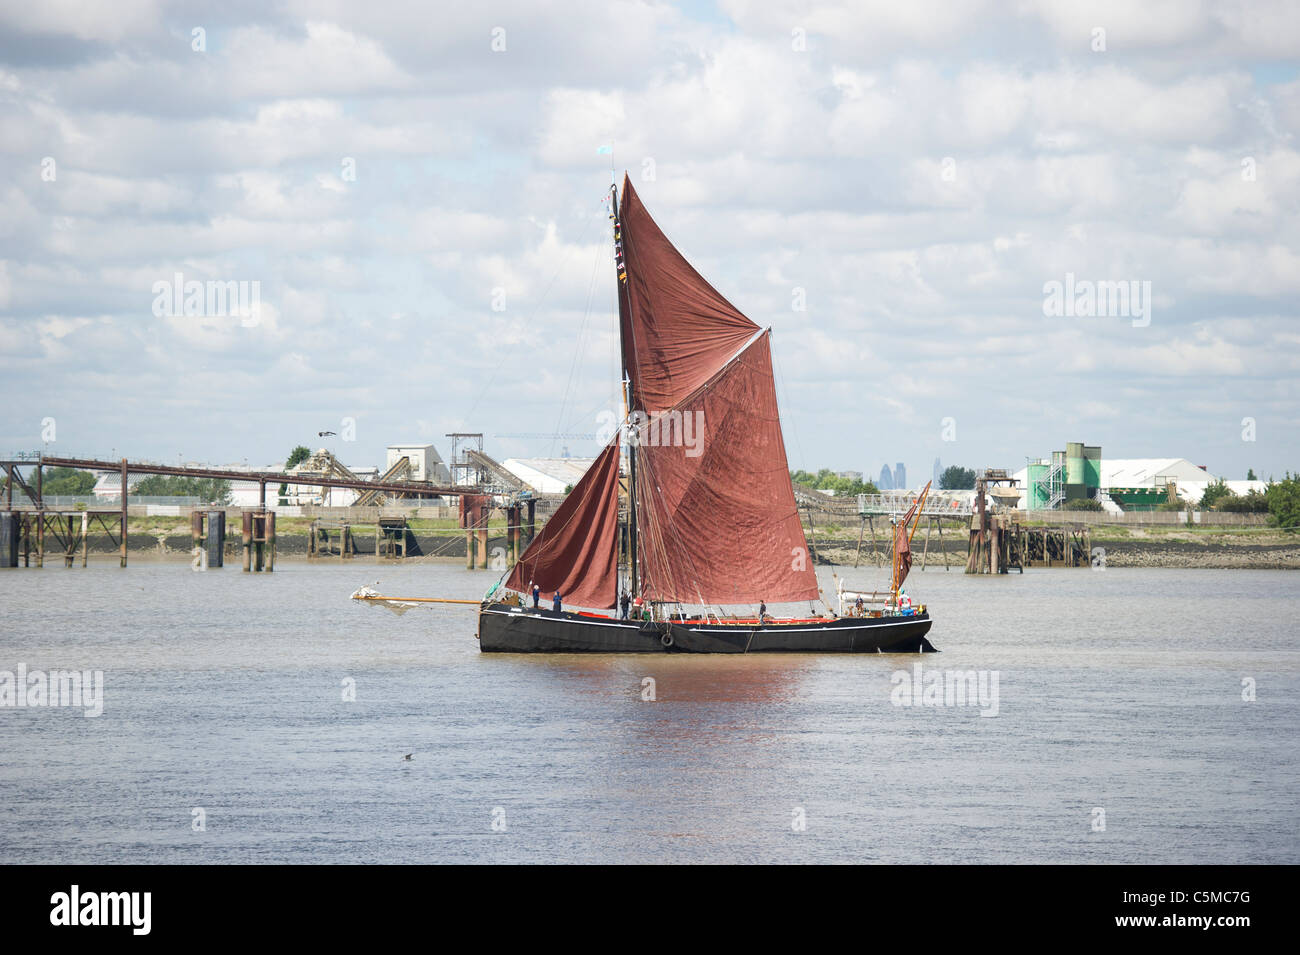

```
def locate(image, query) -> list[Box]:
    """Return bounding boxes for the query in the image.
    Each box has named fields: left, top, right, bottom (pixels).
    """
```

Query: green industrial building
left=1025, top=442, right=1101, bottom=510
left=1020, top=447, right=1210, bottom=512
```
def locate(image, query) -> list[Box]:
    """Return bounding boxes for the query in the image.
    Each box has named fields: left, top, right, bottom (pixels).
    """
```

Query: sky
left=2, top=0, right=1298, bottom=483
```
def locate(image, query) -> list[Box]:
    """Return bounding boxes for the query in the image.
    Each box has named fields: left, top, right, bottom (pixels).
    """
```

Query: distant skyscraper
left=933, top=457, right=942, bottom=486
left=878, top=464, right=893, bottom=490
left=895, top=462, right=907, bottom=490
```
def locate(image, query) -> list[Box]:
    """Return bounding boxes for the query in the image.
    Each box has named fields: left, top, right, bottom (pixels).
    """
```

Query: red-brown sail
left=893, top=499, right=918, bottom=592
left=505, top=439, right=621, bottom=609
left=892, top=481, right=931, bottom=592
left=618, top=176, right=759, bottom=413
left=634, top=332, right=819, bottom=605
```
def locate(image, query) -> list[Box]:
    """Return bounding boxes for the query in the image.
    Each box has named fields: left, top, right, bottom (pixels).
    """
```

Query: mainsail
left=504, top=439, right=621, bottom=609
left=617, top=175, right=819, bottom=606
left=635, top=332, right=819, bottom=604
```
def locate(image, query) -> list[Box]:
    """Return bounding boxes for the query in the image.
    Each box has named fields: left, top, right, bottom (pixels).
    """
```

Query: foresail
left=505, top=439, right=621, bottom=609
left=634, top=332, right=819, bottom=606
left=618, top=176, right=759, bottom=413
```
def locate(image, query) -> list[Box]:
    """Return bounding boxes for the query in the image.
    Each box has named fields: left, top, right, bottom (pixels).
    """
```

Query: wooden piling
left=242, top=511, right=252, bottom=572
left=118, top=459, right=127, bottom=567
left=266, top=511, right=275, bottom=572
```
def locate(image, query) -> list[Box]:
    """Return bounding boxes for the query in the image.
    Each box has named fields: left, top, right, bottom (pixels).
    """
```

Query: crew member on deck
left=759, top=600, right=768, bottom=625
left=531, top=583, right=540, bottom=609
left=855, top=596, right=864, bottom=615
left=620, top=591, right=631, bottom=619
left=553, top=590, right=562, bottom=613
left=898, top=589, right=912, bottom=614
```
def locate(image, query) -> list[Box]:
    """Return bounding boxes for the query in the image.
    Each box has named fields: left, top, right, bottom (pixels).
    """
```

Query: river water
left=1, top=561, right=1296, bottom=864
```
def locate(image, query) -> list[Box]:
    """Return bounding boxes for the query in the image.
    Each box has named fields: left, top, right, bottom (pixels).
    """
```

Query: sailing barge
left=477, top=176, right=936, bottom=653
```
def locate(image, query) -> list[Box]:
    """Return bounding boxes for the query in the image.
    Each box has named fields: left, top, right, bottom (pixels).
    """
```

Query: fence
left=8, top=495, right=205, bottom=508
left=1019, top=509, right=1272, bottom=526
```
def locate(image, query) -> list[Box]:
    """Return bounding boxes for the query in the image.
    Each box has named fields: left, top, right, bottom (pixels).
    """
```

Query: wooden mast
left=612, top=178, right=638, bottom=601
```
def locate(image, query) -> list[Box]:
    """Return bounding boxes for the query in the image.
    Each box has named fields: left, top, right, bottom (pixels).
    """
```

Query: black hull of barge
left=477, top=603, right=936, bottom=653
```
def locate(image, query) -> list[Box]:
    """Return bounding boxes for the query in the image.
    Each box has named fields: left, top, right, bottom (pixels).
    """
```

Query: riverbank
left=8, top=520, right=1298, bottom=570
left=809, top=526, right=1300, bottom=570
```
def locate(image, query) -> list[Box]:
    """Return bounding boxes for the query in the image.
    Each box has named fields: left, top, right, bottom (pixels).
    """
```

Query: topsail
left=617, top=180, right=760, bottom=413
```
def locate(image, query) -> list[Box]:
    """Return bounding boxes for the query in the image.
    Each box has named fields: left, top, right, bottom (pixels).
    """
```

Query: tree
left=133, top=474, right=231, bottom=504
left=1199, top=478, right=1234, bottom=509
left=789, top=469, right=878, bottom=496
left=1265, top=473, right=1300, bottom=529
left=40, top=467, right=96, bottom=496
left=1218, top=490, right=1269, bottom=513
left=1247, top=468, right=1257, bottom=481
left=939, top=466, right=976, bottom=490
left=1063, top=498, right=1103, bottom=511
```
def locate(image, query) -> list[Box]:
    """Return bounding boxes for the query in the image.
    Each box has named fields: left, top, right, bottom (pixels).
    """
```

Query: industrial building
left=500, top=457, right=596, bottom=494
left=1011, top=444, right=1265, bottom=511
left=386, top=444, right=451, bottom=484
left=1021, top=442, right=1104, bottom=510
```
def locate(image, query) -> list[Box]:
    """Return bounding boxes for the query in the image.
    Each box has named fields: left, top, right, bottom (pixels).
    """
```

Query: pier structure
left=191, top=510, right=226, bottom=568
left=376, top=518, right=409, bottom=560
left=851, top=490, right=973, bottom=571
left=2, top=457, right=130, bottom=568
left=242, top=509, right=276, bottom=571
left=965, top=469, right=1090, bottom=572
left=446, top=436, right=537, bottom=572
left=1, top=453, right=503, bottom=571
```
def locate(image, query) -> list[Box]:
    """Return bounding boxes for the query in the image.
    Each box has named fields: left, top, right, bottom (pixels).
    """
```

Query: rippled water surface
left=1, top=561, right=1297, bottom=863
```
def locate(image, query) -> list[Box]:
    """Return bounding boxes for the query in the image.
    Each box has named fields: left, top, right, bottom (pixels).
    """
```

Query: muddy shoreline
left=13, top=530, right=1298, bottom=570
left=810, top=536, right=1300, bottom=570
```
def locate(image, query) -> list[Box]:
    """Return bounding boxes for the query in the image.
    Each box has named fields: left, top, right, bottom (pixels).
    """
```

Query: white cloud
left=0, top=1, right=1296, bottom=479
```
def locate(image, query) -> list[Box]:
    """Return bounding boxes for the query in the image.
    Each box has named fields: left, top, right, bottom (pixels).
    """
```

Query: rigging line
left=556, top=390, right=623, bottom=438
left=550, top=236, right=605, bottom=457
left=463, top=203, right=603, bottom=423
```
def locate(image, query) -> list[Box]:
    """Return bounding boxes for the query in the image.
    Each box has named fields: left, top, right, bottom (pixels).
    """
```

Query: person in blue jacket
left=552, top=590, right=562, bottom=613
